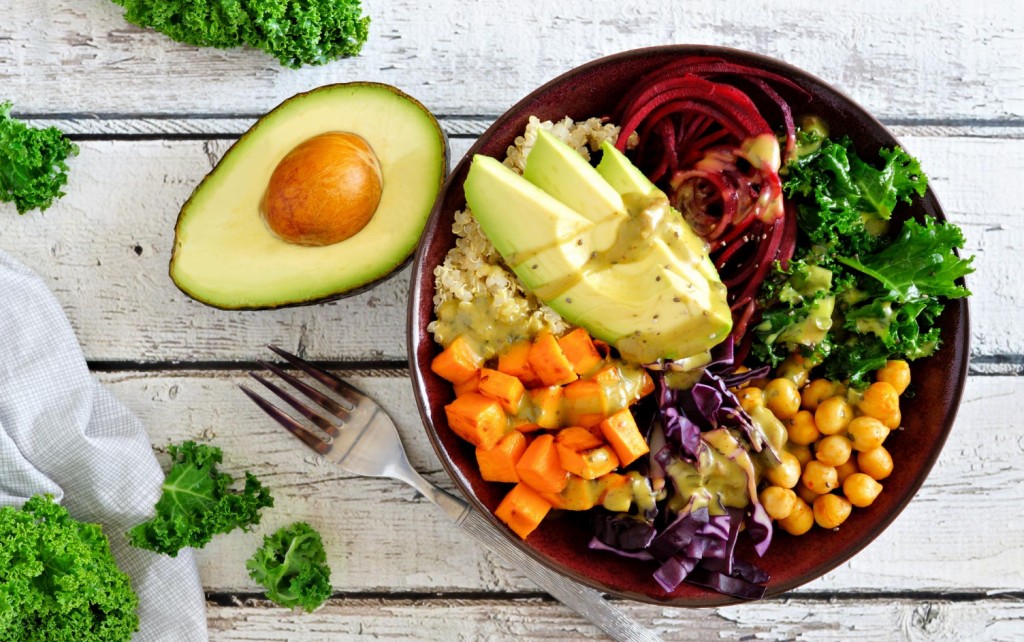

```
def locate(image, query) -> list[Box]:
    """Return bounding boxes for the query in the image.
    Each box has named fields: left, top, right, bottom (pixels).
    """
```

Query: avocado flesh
left=170, top=83, right=447, bottom=309
left=524, top=130, right=625, bottom=224
left=464, top=137, right=732, bottom=364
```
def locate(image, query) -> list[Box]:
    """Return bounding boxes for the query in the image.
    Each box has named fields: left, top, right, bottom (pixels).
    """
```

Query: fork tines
left=240, top=346, right=360, bottom=456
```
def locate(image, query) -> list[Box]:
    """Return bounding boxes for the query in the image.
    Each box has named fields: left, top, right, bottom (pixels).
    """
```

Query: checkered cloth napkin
left=0, top=251, right=208, bottom=641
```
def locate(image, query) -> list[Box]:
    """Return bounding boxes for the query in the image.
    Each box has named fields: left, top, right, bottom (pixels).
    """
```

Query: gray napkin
left=0, top=250, right=208, bottom=641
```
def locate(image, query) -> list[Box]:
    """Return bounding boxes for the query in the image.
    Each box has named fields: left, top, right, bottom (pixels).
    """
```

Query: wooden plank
left=0, top=133, right=1016, bottom=364
left=2, top=2, right=1022, bottom=121
left=100, top=370, right=1024, bottom=594
left=206, top=596, right=1024, bottom=640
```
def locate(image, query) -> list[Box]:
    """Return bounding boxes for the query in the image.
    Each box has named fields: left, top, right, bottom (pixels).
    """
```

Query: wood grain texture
left=2, top=1, right=1022, bottom=121
left=0, top=133, right=1016, bottom=365
left=98, top=370, right=1024, bottom=595
left=205, top=597, right=1024, bottom=641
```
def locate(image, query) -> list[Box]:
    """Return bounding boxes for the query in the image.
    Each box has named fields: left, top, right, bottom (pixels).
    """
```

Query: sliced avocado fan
left=464, top=129, right=731, bottom=364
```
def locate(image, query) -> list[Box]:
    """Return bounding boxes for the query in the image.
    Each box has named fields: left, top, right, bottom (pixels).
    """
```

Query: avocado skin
left=169, top=82, right=449, bottom=310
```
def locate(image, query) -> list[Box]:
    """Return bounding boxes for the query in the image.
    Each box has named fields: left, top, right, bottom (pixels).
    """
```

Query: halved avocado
left=170, top=82, right=448, bottom=309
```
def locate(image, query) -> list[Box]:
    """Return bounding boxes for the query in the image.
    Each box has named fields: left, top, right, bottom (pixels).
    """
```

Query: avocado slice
left=465, top=136, right=732, bottom=364
left=524, top=130, right=625, bottom=224
left=170, top=83, right=447, bottom=309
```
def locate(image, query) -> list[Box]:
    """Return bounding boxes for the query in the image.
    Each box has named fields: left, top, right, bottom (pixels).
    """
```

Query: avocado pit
left=260, top=131, right=383, bottom=246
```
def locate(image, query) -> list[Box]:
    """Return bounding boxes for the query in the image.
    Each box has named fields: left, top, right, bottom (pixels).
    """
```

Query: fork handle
left=454, top=505, right=664, bottom=642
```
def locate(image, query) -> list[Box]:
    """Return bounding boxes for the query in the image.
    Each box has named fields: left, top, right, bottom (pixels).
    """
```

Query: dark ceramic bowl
left=408, top=45, right=969, bottom=606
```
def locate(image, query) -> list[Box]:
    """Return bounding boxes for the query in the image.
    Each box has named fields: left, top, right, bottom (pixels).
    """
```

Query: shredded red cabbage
left=587, top=339, right=773, bottom=599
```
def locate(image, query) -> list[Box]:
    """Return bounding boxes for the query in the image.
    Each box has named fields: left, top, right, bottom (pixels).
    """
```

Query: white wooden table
left=4, top=1, right=1023, bottom=639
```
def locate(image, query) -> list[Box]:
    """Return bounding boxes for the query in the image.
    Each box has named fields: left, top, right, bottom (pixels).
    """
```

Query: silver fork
left=240, top=345, right=663, bottom=642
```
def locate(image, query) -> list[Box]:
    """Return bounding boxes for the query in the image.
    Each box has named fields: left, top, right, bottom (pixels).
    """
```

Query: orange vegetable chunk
left=554, top=426, right=604, bottom=452
left=497, top=340, right=541, bottom=388
left=528, top=332, right=578, bottom=387
left=431, top=335, right=484, bottom=384
left=495, top=483, right=552, bottom=539
left=515, top=434, right=569, bottom=494
left=453, top=371, right=480, bottom=397
left=638, top=370, right=655, bottom=399
left=477, top=368, right=526, bottom=413
left=476, top=430, right=528, bottom=483
left=562, top=378, right=607, bottom=428
left=557, top=328, right=604, bottom=376
left=599, top=408, right=650, bottom=467
left=444, top=392, right=508, bottom=450
left=558, top=444, right=619, bottom=480
left=528, top=386, right=563, bottom=429
left=541, top=475, right=600, bottom=511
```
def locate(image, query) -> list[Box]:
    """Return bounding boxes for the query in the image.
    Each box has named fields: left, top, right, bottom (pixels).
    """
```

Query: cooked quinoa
left=428, top=116, right=621, bottom=356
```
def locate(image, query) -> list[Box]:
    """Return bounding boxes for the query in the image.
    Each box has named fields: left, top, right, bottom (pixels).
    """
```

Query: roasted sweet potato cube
left=431, top=335, right=484, bottom=385
left=528, top=332, right=578, bottom=387
left=497, top=340, right=542, bottom=388
left=515, top=434, right=569, bottom=494
left=444, top=392, right=508, bottom=450
left=528, top=386, right=563, bottom=430
left=554, top=426, right=604, bottom=452
left=599, top=409, right=650, bottom=467
left=476, top=430, right=528, bottom=483
left=597, top=472, right=633, bottom=512
left=543, top=475, right=600, bottom=511
left=478, top=368, right=526, bottom=413
left=453, top=371, right=480, bottom=397
left=562, top=378, right=608, bottom=428
left=638, top=370, right=655, bottom=399
left=557, top=442, right=619, bottom=480
left=495, top=483, right=552, bottom=539
left=557, top=328, right=604, bottom=376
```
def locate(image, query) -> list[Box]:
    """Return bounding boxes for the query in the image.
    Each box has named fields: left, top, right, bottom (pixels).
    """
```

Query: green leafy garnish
left=246, top=522, right=332, bottom=612
left=0, top=495, right=140, bottom=640
left=755, top=133, right=973, bottom=387
left=0, top=102, right=78, bottom=214
left=127, top=441, right=273, bottom=556
left=785, top=134, right=928, bottom=256
left=111, top=0, right=370, bottom=68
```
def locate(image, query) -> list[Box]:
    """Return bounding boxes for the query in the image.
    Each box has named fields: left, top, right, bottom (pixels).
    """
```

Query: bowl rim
left=407, top=44, right=971, bottom=606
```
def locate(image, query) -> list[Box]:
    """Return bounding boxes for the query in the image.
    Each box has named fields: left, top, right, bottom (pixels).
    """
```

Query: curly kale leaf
left=246, top=522, right=332, bottom=612
left=0, top=102, right=78, bottom=214
left=127, top=441, right=273, bottom=556
left=784, top=135, right=928, bottom=255
left=837, top=216, right=974, bottom=301
left=111, top=0, right=370, bottom=68
left=0, top=495, right=139, bottom=641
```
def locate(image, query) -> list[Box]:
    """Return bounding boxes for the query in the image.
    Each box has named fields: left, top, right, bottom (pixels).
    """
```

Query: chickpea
left=786, top=410, right=820, bottom=446
left=848, top=416, right=890, bottom=452
left=787, top=443, right=814, bottom=468
left=795, top=481, right=822, bottom=505
left=801, top=379, right=838, bottom=411
left=815, top=396, right=854, bottom=435
left=843, top=473, right=884, bottom=507
left=876, top=360, right=911, bottom=395
left=776, top=353, right=812, bottom=388
left=801, top=460, right=838, bottom=494
left=759, top=486, right=798, bottom=520
left=881, top=409, right=902, bottom=430
left=816, top=434, right=853, bottom=467
left=763, top=377, right=801, bottom=420
left=736, top=387, right=764, bottom=413
left=835, top=459, right=859, bottom=485
left=765, top=450, right=802, bottom=489
left=858, top=382, right=900, bottom=421
left=778, top=497, right=814, bottom=535
left=857, top=446, right=894, bottom=480
left=813, top=493, right=852, bottom=529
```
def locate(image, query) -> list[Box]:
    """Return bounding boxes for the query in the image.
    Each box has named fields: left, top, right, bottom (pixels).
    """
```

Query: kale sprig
left=247, top=522, right=333, bottom=612
left=111, top=0, right=370, bottom=68
left=0, top=102, right=78, bottom=214
left=0, top=496, right=140, bottom=641
left=127, top=441, right=273, bottom=556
